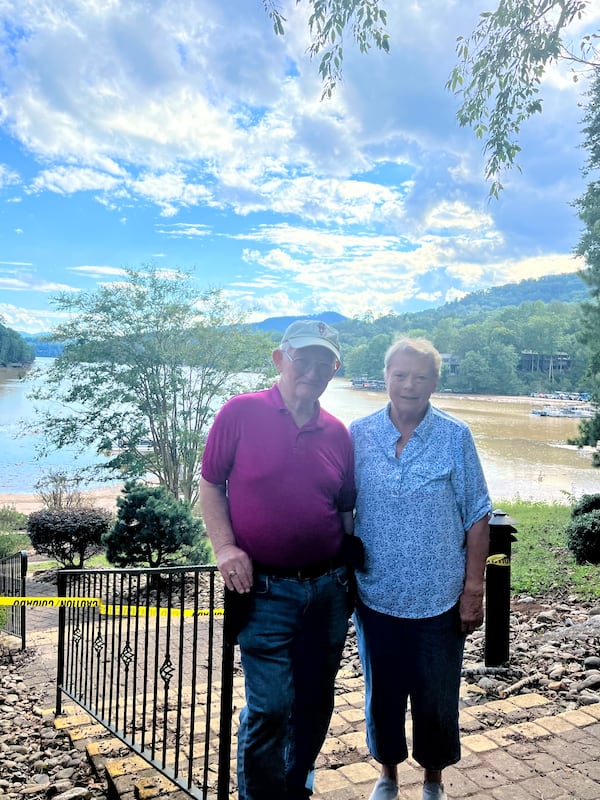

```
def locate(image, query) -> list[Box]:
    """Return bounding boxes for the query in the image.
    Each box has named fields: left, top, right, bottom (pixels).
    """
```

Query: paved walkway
left=7, top=575, right=600, bottom=800
left=13, top=622, right=600, bottom=800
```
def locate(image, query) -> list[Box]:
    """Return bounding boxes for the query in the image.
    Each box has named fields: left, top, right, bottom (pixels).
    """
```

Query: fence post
left=19, top=550, right=27, bottom=650
left=55, top=569, right=66, bottom=715
left=485, top=509, right=518, bottom=667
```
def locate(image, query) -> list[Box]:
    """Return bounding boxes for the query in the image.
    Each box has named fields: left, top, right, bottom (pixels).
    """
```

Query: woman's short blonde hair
left=383, top=337, right=442, bottom=379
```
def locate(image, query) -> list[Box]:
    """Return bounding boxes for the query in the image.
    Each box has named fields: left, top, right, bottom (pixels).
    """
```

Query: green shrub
left=27, top=507, right=113, bottom=568
left=0, top=505, right=27, bottom=532
left=571, top=493, right=600, bottom=518
left=0, top=533, right=28, bottom=559
left=566, top=508, right=600, bottom=565
left=103, top=481, right=208, bottom=568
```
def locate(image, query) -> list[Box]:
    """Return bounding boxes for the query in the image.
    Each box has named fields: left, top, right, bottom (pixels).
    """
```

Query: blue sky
left=0, top=0, right=598, bottom=334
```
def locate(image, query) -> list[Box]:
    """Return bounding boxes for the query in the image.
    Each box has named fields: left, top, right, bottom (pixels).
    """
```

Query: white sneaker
left=422, top=782, right=448, bottom=800
left=369, top=776, right=399, bottom=800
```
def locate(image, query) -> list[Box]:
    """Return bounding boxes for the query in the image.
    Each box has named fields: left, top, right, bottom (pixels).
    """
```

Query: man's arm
left=459, top=515, right=490, bottom=634
left=199, top=477, right=253, bottom=593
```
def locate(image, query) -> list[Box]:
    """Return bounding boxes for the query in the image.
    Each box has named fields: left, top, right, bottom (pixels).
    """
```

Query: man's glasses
left=284, top=351, right=338, bottom=378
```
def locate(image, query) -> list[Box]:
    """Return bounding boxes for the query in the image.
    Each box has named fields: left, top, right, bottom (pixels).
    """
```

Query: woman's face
left=385, top=350, right=438, bottom=421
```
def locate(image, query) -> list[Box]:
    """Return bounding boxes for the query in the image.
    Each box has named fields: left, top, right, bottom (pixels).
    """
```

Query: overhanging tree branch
left=263, top=0, right=390, bottom=97
left=447, top=0, right=598, bottom=197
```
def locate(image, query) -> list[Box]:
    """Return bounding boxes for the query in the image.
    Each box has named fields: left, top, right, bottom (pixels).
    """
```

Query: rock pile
left=0, top=646, right=108, bottom=800
left=338, top=594, right=600, bottom=718
left=462, top=595, right=600, bottom=711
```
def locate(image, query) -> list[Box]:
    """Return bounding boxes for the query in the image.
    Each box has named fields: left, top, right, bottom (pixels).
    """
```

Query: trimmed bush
left=566, top=508, right=600, bottom=566
left=27, top=507, right=113, bottom=568
left=103, top=481, right=208, bottom=568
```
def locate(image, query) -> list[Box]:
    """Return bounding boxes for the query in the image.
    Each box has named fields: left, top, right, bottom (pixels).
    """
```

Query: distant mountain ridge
left=251, top=311, right=346, bottom=334
left=17, top=272, right=589, bottom=354
left=251, top=273, right=589, bottom=333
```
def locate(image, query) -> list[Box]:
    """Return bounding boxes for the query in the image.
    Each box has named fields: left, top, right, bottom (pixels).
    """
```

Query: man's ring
left=228, top=570, right=237, bottom=578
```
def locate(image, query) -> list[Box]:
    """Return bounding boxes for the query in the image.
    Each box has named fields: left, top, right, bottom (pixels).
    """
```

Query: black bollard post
left=484, top=509, right=518, bottom=667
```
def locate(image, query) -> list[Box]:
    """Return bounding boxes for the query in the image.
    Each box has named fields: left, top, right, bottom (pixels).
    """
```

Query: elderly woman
left=350, top=337, right=491, bottom=800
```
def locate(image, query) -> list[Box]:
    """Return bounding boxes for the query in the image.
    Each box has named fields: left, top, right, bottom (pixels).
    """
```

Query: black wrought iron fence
left=0, top=550, right=27, bottom=648
left=56, top=565, right=235, bottom=799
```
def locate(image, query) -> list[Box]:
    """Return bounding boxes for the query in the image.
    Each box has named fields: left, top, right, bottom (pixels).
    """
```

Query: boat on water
left=350, top=378, right=386, bottom=391
left=531, top=404, right=596, bottom=419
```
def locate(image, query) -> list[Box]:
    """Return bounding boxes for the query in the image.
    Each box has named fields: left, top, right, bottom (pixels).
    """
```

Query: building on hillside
left=440, top=353, right=460, bottom=376
left=519, top=351, right=571, bottom=375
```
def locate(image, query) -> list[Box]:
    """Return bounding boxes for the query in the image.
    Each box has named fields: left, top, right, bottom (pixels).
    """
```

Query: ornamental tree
left=29, top=267, right=274, bottom=506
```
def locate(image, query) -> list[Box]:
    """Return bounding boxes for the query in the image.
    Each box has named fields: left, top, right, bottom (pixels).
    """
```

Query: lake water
left=321, top=379, right=599, bottom=506
left=0, top=359, right=109, bottom=494
left=0, top=362, right=598, bottom=503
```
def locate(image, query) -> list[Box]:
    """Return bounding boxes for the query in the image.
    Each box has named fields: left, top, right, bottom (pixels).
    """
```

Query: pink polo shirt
left=201, top=384, right=355, bottom=567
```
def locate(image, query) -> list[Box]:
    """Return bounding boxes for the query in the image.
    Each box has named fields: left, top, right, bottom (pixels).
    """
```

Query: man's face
left=385, top=350, right=438, bottom=420
left=275, top=345, right=339, bottom=403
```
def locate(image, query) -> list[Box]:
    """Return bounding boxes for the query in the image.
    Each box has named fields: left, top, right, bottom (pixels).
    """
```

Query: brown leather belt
left=253, top=557, right=343, bottom=581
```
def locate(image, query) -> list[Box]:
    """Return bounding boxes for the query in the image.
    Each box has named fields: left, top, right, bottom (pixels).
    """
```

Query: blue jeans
left=355, top=599, right=465, bottom=770
left=236, top=566, right=350, bottom=800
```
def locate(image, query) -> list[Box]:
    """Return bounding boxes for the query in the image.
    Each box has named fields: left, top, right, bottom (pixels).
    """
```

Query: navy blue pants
left=354, top=599, right=465, bottom=770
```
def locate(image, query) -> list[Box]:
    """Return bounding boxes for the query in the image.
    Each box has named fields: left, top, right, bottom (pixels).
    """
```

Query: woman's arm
left=459, top=514, right=490, bottom=634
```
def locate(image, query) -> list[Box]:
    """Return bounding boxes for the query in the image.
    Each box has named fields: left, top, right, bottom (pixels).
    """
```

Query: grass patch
left=499, top=499, right=600, bottom=600
left=28, top=552, right=112, bottom=574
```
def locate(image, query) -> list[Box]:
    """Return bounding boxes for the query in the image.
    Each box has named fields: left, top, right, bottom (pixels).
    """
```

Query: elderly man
left=199, top=320, right=355, bottom=800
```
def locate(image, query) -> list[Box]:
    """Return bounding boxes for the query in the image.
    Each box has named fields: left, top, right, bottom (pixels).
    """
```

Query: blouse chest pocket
left=407, top=464, right=452, bottom=492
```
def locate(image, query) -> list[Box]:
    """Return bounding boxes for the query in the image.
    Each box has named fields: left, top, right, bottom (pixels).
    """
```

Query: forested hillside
left=9, top=272, right=591, bottom=396
left=256, top=274, right=591, bottom=396
left=338, top=300, right=587, bottom=395
left=0, top=321, right=35, bottom=366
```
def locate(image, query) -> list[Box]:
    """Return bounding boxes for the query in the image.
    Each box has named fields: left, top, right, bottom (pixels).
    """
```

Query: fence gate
left=56, top=565, right=235, bottom=800
left=0, top=550, right=27, bottom=648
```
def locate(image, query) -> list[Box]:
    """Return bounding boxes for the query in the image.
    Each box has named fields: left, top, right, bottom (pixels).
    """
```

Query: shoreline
left=0, top=485, right=123, bottom=515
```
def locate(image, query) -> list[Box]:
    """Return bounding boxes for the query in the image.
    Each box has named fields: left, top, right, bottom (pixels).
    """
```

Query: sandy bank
left=0, top=485, right=123, bottom=515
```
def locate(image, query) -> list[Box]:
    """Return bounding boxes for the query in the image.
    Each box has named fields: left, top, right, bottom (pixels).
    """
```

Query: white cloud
left=0, top=275, right=77, bottom=293
left=68, top=265, right=128, bottom=277
left=0, top=302, right=68, bottom=333
left=0, top=163, right=20, bottom=187
left=30, top=166, right=122, bottom=195
left=155, top=223, right=211, bottom=238
left=0, top=0, right=591, bottom=329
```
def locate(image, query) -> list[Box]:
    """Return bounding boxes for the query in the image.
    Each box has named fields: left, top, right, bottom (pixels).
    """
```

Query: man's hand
left=459, top=588, right=484, bottom=635
left=216, top=543, right=253, bottom=593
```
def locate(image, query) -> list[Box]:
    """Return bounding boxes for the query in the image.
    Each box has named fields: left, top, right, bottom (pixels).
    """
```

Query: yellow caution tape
left=486, top=554, right=510, bottom=567
left=0, top=597, right=224, bottom=616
